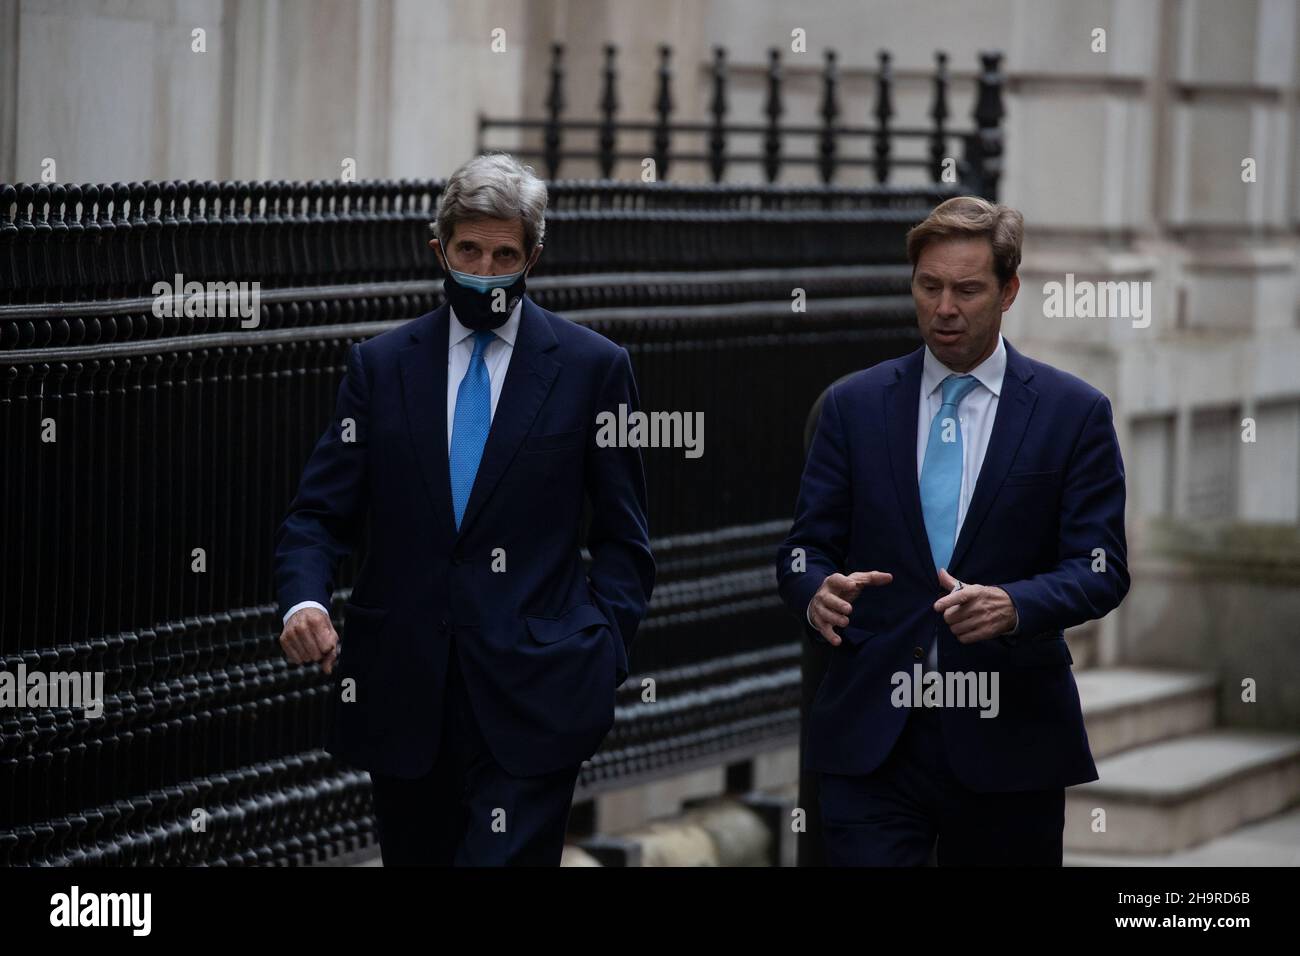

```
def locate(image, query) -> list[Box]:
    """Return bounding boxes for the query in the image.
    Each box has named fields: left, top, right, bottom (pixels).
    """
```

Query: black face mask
left=440, top=270, right=527, bottom=331
left=441, top=277, right=527, bottom=332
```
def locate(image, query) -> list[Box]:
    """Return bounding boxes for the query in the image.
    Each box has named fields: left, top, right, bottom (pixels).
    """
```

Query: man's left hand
left=933, top=568, right=1017, bottom=644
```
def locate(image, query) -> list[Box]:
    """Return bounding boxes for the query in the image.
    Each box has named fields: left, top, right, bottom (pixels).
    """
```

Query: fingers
left=941, top=587, right=988, bottom=623
left=934, top=582, right=979, bottom=613
left=819, top=591, right=854, bottom=619
left=811, top=605, right=842, bottom=646
left=279, top=608, right=338, bottom=666
left=279, top=626, right=311, bottom=664
left=808, top=568, right=999, bottom=646
left=811, top=595, right=849, bottom=631
left=817, top=620, right=842, bottom=646
left=933, top=568, right=968, bottom=613
left=822, top=573, right=861, bottom=599
left=815, top=576, right=854, bottom=638
left=321, top=645, right=340, bottom=675
left=307, top=617, right=339, bottom=659
left=952, top=621, right=993, bottom=644
left=938, top=582, right=1001, bottom=643
left=949, top=612, right=981, bottom=636
left=825, top=571, right=893, bottom=599
left=943, top=601, right=975, bottom=625
left=848, top=570, right=893, bottom=588
left=813, top=584, right=852, bottom=631
left=947, top=602, right=997, bottom=643
left=815, top=571, right=891, bottom=647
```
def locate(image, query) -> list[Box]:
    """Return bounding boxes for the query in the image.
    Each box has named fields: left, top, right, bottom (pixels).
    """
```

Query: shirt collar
left=448, top=297, right=523, bottom=351
left=922, top=332, right=1007, bottom=400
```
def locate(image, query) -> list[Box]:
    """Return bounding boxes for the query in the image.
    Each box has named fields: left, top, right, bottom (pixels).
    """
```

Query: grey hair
left=434, top=152, right=548, bottom=255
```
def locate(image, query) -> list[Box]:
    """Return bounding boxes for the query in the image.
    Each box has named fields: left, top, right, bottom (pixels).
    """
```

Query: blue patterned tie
left=450, top=330, right=496, bottom=529
left=920, top=374, right=980, bottom=572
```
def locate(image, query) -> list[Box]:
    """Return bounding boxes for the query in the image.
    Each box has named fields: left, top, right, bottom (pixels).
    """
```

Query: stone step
left=1077, top=667, right=1217, bottom=758
left=1065, top=806, right=1300, bottom=866
left=1065, top=730, right=1300, bottom=854
left=574, top=796, right=777, bottom=866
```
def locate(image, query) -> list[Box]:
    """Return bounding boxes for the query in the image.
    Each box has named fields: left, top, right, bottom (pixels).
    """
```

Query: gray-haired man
left=274, top=153, right=655, bottom=865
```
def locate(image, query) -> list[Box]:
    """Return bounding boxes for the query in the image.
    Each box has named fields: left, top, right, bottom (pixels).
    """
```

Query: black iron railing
left=0, top=172, right=978, bottom=865
left=479, top=45, right=1003, bottom=197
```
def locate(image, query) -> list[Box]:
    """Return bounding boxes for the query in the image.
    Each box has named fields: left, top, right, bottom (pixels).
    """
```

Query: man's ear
left=1001, top=273, right=1020, bottom=312
left=525, top=244, right=544, bottom=276
left=429, top=237, right=449, bottom=272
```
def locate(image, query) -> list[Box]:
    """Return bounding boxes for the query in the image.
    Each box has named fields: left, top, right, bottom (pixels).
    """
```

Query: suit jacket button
left=913, top=646, right=924, bottom=660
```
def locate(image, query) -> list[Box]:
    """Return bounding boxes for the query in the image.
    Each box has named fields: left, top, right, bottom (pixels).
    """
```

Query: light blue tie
left=920, top=374, right=980, bottom=573
left=450, top=330, right=496, bottom=529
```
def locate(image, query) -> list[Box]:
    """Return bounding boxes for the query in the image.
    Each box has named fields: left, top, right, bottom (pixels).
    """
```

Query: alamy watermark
left=152, top=272, right=261, bottom=328
left=595, top=404, right=704, bottom=459
left=1042, top=273, right=1151, bottom=329
left=890, top=664, right=999, bottom=718
left=0, top=665, right=104, bottom=718
left=50, top=886, right=151, bottom=936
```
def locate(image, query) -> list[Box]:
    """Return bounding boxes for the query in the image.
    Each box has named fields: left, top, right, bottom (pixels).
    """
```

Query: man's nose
left=936, top=290, right=959, bottom=316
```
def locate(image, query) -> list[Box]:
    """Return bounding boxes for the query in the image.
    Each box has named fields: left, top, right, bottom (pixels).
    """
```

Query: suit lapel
left=399, top=304, right=457, bottom=539
left=456, top=296, right=561, bottom=539
left=884, top=347, right=936, bottom=578
left=948, top=340, right=1038, bottom=574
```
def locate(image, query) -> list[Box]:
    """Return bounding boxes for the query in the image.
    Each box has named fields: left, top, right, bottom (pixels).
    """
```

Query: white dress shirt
left=444, top=299, right=520, bottom=451
left=917, top=332, right=1007, bottom=535
left=807, top=334, right=1016, bottom=655
left=917, top=334, right=1007, bottom=668
left=283, top=300, right=523, bottom=626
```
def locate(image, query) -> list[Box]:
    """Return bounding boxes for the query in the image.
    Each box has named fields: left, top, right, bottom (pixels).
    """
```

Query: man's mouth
left=933, top=328, right=964, bottom=344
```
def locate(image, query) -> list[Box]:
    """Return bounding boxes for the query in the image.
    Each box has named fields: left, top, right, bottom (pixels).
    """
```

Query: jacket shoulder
left=356, top=313, right=432, bottom=357
left=1019, top=353, right=1110, bottom=408
left=827, top=348, right=919, bottom=404
left=538, top=304, right=625, bottom=359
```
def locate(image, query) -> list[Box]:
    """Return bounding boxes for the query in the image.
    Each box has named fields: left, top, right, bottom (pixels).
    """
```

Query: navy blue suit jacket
left=777, top=340, right=1129, bottom=791
left=275, top=297, right=655, bottom=778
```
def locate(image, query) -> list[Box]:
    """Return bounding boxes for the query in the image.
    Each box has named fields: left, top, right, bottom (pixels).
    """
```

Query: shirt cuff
left=806, top=600, right=815, bottom=628
left=284, top=600, right=330, bottom=626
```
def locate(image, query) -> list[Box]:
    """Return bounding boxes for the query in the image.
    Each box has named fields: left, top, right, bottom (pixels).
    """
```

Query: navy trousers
left=819, top=705, right=1065, bottom=866
left=368, top=639, right=582, bottom=866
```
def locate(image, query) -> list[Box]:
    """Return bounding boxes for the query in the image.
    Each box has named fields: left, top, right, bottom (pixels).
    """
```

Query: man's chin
left=928, top=340, right=971, bottom=368
left=927, top=332, right=996, bottom=372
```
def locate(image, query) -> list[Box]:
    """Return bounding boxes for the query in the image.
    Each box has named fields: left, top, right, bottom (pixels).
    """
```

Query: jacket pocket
left=522, top=428, right=585, bottom=454
left=1002, top=634, right=1073, bottom=668
left=525, top=602, right=609, bottom=645
left=1002, top=469, right=1060, bottom=487
left=341, top=601, right=388, bottom=674
left=839, top=625, right=875, bottom=646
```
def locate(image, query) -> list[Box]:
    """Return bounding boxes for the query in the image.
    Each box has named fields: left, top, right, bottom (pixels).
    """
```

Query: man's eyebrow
left=913, top=272, right=991, bottom=286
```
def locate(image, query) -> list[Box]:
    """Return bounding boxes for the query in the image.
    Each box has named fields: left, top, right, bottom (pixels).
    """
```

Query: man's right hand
left=809, top=571, right=893, bottom=646
left=279, top=607, right=341, bottom=674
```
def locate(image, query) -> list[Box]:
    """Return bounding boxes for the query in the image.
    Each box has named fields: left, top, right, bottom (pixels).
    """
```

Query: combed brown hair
left=906, top=196, right=1024, bottom=286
